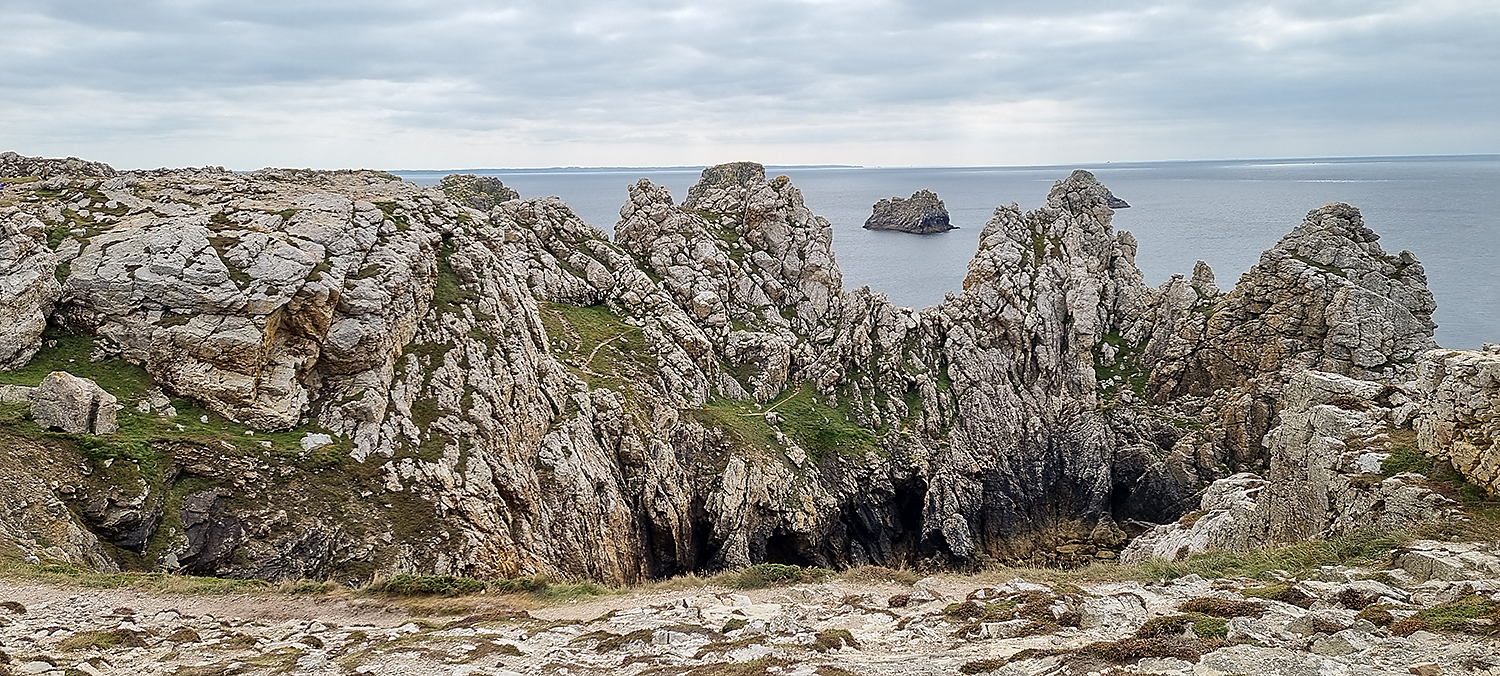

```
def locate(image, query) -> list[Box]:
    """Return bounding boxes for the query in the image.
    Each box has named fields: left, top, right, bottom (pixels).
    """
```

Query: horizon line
left=374, top=152, right=1500, bottom=175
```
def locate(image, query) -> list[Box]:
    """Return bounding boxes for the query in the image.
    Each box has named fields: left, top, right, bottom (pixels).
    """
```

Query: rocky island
left=862, top=189, right=953, bottom=233
left=0, top=151, right=1498, bottom=676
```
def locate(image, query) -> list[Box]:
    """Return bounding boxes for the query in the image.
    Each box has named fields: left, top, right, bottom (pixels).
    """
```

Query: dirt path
left=0, top=580, right=413, bottom=627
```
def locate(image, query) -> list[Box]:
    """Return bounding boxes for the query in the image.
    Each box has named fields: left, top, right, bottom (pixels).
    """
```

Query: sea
left=391, top=155, right=1500, bottom=350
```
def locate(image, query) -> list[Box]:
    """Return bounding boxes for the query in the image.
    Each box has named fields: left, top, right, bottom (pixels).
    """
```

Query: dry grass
left=55, top=628, right=148, bottom=651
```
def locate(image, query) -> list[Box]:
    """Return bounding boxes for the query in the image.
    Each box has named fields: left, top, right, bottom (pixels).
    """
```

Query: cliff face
left=0, top=155, right=1455, bottom=582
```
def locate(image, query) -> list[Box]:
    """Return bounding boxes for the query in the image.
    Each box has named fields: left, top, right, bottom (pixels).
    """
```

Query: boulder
left=30, top=371, right=118, bottom=434
left=862, top=189, right=952, bottom=234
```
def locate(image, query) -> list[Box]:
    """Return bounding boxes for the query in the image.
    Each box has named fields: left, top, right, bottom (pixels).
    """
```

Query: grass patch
left=539, top=301, right=658, bottom=391
left=1134, top=613, right=1228, bottom=639
left=1293, top=254, right=1347, bottom=277
left=959, top=658, right=1009, bottom=674
left=1392, top=594, right=1500, bottom=636
left=650, top=657, right=793, bottom=676
left=1382, top=443, right=1433, bottom=477
left=690, top=384, right=877, bottom=463
left=944, top=589, right=1080, bottom=638
left=0, top=329, right=352, bottom=468
left=364, top=573, right=613, bottom=606
left=432, top=239, right=480, bottom=314
left=0, top=562, right=277, bottom=595
left=1356, top=604, right=1395, bottom=627
left=1240, top=583, right=1316, bottom=608
left=369, top=574, right=486, bottom=597
left=1093, top=332, right=1150, bottom=404
left=55, top=628, right=148, bottom=651
left=811, top=628, right=859, bottom=651
left=1134, top=529, right=1403, bottom=583
left=711, top=563, right=833, bottom=590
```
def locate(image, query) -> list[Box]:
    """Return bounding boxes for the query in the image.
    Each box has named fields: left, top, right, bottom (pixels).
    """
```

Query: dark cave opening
left=763, top=531, right=805, bottom=565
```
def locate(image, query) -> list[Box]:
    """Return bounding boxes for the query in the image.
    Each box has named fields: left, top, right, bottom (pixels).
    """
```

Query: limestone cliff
left=0, top=155, right=1459, bottom=583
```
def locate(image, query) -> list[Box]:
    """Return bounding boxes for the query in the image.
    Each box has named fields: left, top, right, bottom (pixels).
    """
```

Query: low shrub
left=1241, top=583, right=1316, bottom=608
left=1356, top=605, right=1394, bottom=627
left=811, top=628, right=860, bottom=652
left=958, top=658, right=1009, bottom=674
left=1391, top=594, right=1500, bottom=636
left=55, top=629, right=148, bottom=651
left=1178, top=596, right=1267, bottom=618
left=1133, top=613, right=1226, bottom=639
left=1079, top=636, right=1228, bottom=662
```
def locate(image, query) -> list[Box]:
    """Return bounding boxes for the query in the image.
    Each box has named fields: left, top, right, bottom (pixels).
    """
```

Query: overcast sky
left=3, top=0, right=1497, bottom=170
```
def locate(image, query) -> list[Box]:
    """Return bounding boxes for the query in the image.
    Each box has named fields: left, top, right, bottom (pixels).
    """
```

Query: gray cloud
left=2, top=0, right=1495, bottom=168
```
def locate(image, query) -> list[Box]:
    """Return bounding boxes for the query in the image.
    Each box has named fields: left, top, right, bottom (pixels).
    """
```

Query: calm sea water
left=393, top=155, right=1500, bottom=349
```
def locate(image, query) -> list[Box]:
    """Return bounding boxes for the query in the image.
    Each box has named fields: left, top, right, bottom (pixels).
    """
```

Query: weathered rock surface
left=0, top=153, right=1469, bottom=586
left=30, top=372, right=118, bottom=435
left=0, top=208, right=60, bottom=369
left=0, top=436, right=118, bottom=572
left=436, top=173, right=519, bottom=210
left=1416, top=346, right=1500, bottom=495
left=7, top=549, right=1500, bottom=676
left=862, top=189, right=952, bottom=233
left=1123, top=370, right=1458, bottom=563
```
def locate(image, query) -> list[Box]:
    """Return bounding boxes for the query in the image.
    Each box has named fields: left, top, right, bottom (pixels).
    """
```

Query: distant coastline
left=387, top=163, right=861, bottom=177
left=385, top=154, right=1500, bottom=183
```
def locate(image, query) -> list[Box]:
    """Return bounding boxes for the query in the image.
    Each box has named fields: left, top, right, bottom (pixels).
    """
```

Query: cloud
left=1, top=0, right=1496, bottom=168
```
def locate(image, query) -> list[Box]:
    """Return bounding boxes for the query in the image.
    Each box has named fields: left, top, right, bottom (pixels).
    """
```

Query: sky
left=3, top=0, right=1498, bottom=170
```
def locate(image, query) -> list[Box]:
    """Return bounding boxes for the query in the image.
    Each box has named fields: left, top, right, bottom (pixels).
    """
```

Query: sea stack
left=862, top=189, right=953, bottom=234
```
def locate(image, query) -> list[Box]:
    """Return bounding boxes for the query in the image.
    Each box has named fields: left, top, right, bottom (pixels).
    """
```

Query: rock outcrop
left=862, top=189, right=952, bottom=234
left=0, top=153, right=1461, bottom=585
left=1147, top=203, right=1437, bottom=398
left=1122, top=370, right=1457, bottom=563
left=0, top=207, right=60, bottom=369
left=0, top=151, right=116, bottom=179
left=1416, top=346, right=1500, bottom=495
left=435, top=173, right=519, bottom=210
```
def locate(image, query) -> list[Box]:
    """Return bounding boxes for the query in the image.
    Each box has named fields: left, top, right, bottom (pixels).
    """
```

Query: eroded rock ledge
left=0, top=154, right=1486, bottom=588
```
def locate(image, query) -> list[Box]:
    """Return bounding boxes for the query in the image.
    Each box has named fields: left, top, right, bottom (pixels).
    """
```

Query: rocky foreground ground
left=5, top=539, right=1500, bottom=676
